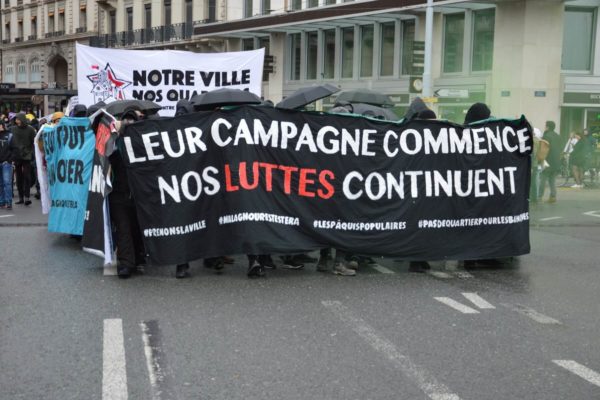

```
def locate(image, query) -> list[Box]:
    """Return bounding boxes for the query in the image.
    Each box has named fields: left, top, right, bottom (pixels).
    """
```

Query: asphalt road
left=1, top=186, right=599, bottom=400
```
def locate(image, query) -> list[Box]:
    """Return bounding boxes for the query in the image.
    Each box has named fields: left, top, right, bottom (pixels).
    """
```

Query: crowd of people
left=1, top=96, right=595, bottom=280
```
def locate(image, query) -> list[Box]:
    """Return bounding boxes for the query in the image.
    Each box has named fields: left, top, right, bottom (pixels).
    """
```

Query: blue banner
left=43, top=117, right=95, bottom=235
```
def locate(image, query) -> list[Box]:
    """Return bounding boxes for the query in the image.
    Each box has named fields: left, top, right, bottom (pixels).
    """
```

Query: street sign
left=434, top=88, right=469, bottom=98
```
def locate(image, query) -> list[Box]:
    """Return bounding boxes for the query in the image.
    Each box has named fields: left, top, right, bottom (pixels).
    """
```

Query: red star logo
left=87, top=63, right=132, bottom=102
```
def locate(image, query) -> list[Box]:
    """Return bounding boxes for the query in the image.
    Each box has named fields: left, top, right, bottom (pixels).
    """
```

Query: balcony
left=1, top=39, right=10, bottom=44
left=45, top=30, right=65, bottom=38
left=28, top=34, right=37, bottom=40
left=90, top=23, right=195, bottom=48
left=14, top=37, right=22, bottom=42
left=76, top=26, right=87, bottom=33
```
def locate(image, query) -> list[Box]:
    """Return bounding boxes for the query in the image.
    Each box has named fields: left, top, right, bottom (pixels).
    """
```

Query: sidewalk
left=0, top=198, right=48, bottom=226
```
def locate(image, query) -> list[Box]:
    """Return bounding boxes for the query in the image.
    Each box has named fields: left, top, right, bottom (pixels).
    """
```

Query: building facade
left=1, top=0, right=600, bottom=138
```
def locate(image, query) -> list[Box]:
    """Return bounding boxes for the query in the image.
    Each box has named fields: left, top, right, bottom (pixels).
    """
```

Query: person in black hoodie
left=0, top=121, right=15, bottom=209
left=11, top=113, right=36, bottom=206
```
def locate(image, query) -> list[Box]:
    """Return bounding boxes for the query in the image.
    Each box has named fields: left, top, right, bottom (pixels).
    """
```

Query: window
left=401, top=20, right=415, bottom=75
left=126, top=7, right=133, bottom=31
left=443, top=13, right=464, bottom=73
left=58, top=12, right=64, bottom=32
left=30, top=58, right=41, bottom=82
left=291, top=0, right=301, bottom=11
left=341, top=27, right=354, bottom=78
left=380, top=22, right=395, bottom=76
left=164, top=1, right=171, bottom=26
left=308, top=0, right=318, bottom=7
left=306, top=31, right=318, bottom=80
left=244, top=0, right=253, bottom=18
left=109, top=10, right=116, bottom=34
left=261, top=0, right=271, bottom=15
left=79, top=8, right=86, bottom=29
left=207, top=0, right=216, bottom=21
left=323, top=29, right=335, bottom=79
left=290, top=33, right=301, bottom=80
left=17, top=60, right=26, bottom=82
left=242, top=38, right=254, bottom=50
left=562, top=8, right=595, bottom=71
left=31, top=17, right=37, bottom=36
left=4, top=23, right=10, bottom=42
left=186, top=0, right=193, bottom=25
left=48, top=15, right=54, bottom=32
left=144, top=4, right=152, bottom=30
left=325, top=0, right=336, bottom=4
left=18, top=21, right=23, bottom=39
left=472, top=9, right=495, bottom=71
left=360, top=25, right=374, bottom=77
left=5, top=62, right=14, bottom=83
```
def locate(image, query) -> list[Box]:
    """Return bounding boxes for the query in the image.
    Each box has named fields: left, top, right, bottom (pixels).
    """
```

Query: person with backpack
left=11, top=113, right=37, bottom=206
left=0, top=121, right=15, bottom=210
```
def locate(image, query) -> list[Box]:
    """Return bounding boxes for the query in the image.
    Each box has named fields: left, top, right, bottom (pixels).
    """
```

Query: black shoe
left=34, top=193, right=41, bottom=200
left=247, top=261, right=265, bottom=278
left=15, top=199, right=24, bottom=205
left=24, top=199, right=31, bottom=206
left=117, top=266, right=131, bottom=279
left=176, top=263, right=190, bottom=279
left=408, top=261, right=431, bottom=273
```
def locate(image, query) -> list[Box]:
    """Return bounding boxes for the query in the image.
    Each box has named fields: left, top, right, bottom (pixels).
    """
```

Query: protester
left=11, top=113, right=37, bottom=206
left=0, top=121, right=15, bottom=210
left=110, top=107, right=148, bottom=278
left=530, top=128, right=548, bottom=203
left=539, top=121, right=561, bottom=203
left=570, top=128, right=595, bottom=188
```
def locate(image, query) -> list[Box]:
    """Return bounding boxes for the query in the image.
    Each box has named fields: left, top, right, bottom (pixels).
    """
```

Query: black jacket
left=0, top=130, right=14, bottom=163
left=10, top=114, right=36, bottom=161
left=543, top=130, right=562, bottom=172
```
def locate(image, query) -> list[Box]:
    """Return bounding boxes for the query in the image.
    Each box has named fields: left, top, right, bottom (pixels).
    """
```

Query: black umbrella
left=104, top=99, right=162, bottom=117
left=351, top=103, right=399, bottom=121
left=335, top=89, right=394, bottom=107
left=276, top=84, right=340, bottom=110
left=190, top=88, right=262, bottom=111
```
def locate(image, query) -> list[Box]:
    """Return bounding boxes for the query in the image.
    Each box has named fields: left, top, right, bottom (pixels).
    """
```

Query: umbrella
left=190, top=88, right=262, bottom=111
left=104, top=100, right=162, bottom=117
left=335, top=89, right=394, bottom=107
left=276, top=84, right=340, bottom=110
left=347, top=103, right=399, bottom=121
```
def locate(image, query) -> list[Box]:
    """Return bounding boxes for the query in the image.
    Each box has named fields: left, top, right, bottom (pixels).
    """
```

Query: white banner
left=76, top=43, right=264, bottom=116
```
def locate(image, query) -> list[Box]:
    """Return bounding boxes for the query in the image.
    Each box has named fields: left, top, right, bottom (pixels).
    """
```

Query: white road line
left=434, top=297, right=480, bottom=314
left=140, top=320, right=177, bottom=400
left=103, top=319, right=128, bottom=400
left=0, top=214, right=14, bottom=218
left=583, top=210, right=600, bottom=219
left=462, top=293, right=495, bottom=309
left=426, top=271, right=453, bottom=279
left=322, top=301, right=461, bottom=400
left=539, top=216, right=563, bottom=221
left=506, top=304, right=561, bottom=325
left=553, top=360, right=600, bottom=387
left=371, top=264, right=395, bottom=274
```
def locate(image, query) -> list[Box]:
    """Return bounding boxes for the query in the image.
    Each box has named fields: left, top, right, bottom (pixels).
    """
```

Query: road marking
left=322, top=301, right=461, bottom=400
left=505, top=304, right=561, bottom=325
left=426, top=271, right=453, bottom=279
left=553, top=360, right=600, bottom=387
left=371, top=264, right=395, bottom=274
left=434, top=297, right=480, bottom=314
left=103, top=319, right=128, bottom=400
left=539, top=216, right=563, bottom=221
left=0, top=214, right=14, bottom=218
left=583, top=210, right=600, bottom=219
left=141, top=320, right=178, bottom=400
left=462, top=293, right=495, bottom=309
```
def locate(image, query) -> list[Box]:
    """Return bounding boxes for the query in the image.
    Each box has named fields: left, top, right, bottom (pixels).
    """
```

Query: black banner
left=122, top=107, right=532, bottom=265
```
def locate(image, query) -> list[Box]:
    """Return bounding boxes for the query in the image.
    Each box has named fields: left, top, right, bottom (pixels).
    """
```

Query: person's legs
left=571, top=165, right=581, bottom=185
left=21, top=161, right=31, bottom=204
left=530, top=166, right=539, bottom=203
left=332, top=249, right=355, bottom=276
left=548, top=170, right=557, bottom=200
left=247, top=254, right=266, bottom=278
left=317, top=248, right=332, bottom=272
left=109, top=198, right=137, bottom=278
left=0, top=162, right=12, bottom=207
left=14, top=160, right=24, bottom=203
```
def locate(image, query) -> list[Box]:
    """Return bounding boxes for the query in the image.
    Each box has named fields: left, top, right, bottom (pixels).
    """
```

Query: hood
left=15, top=113, right=29, bottom=126
left=175, top=99, right=194, bottom=116
left=464, top=102, right=491, bottom=124
left=404, top=97, right=429, bottom=120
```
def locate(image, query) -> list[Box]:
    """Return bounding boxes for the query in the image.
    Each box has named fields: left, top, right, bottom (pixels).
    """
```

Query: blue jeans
left=0, top=162, right=13, bottom=206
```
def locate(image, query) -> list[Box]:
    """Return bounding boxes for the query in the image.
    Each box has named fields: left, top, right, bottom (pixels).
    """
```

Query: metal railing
left=75, top=26, right=87, bottom=33
left=90, top=23, right=195, bottom=48
left=28, top=34, right=37, bottom=40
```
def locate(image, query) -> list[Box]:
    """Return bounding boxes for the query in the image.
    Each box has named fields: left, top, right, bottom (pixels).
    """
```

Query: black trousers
left=14, top=160, right=31, bottom=200
left=109, top=196, right=145, bottom=268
